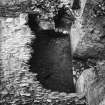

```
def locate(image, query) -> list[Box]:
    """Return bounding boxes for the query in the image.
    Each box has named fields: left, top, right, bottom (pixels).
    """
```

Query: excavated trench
left=27, top=2, right=95, bottom=93
left=27, top=13, right=75, bottom=93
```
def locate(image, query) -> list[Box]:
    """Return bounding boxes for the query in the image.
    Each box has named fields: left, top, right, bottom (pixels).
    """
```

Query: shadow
left=27, top=13, right=75, bottom=93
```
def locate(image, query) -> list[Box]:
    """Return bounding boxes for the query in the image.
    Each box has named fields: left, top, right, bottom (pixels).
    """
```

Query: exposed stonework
left=1, top=0, right=105, bottom=105
left=0, top=13, right=85, bottom=105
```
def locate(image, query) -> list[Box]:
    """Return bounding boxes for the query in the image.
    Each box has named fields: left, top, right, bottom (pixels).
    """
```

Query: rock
left=76, top=67, right=96, bottom=95
left=76, top=64, right=105, bottom=105
left=72, top=0, right=105, bottom=60
left=87, top=77, right=105, bottom=105
left=86, top=63, right=105, bottom=105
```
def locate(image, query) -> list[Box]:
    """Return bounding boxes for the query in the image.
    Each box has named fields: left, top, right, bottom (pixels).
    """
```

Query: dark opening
left=72, top=0, right=81, bottom=10
left=27, top=13, right=75, bottom=93
left=54, top=6, right=75, bottom=30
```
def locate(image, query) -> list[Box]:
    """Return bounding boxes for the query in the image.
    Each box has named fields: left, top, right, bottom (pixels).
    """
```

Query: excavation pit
left=27, top=13, right=75, bottom=93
